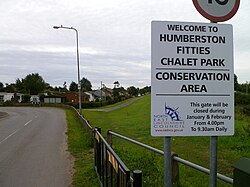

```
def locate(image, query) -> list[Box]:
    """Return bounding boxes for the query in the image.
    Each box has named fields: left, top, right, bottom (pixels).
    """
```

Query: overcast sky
left=0, top=0, right=249, bottom=89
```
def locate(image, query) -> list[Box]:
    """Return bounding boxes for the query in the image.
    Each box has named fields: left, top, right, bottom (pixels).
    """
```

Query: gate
left=94, top=128, right=142, bottom=187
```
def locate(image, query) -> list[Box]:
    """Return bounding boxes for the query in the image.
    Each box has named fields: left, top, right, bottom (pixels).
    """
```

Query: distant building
left=0, top=92, right=23, bottom=103
left=64, top=92, right=90, bottom=104
left=84, top=91, right=95, bottom=102
left=43, top=95, right=66, bottom=104
left=93, top=90, right=106, bottom=101
left=30, top=95, right=40, bottom=104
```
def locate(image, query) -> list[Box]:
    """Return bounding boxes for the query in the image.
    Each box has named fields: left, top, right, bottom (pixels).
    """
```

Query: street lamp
left=53, top=25, right=82, bottom=115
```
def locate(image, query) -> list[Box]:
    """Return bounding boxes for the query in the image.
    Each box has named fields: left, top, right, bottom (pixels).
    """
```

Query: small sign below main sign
left=151, top=21, right=234, bottom=137
left=192, top=0, right=240, bottom=22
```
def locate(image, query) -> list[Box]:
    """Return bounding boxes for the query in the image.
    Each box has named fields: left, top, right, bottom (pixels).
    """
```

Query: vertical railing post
left=133, top=170, right=142, bottom=187
left=126, top=170, right=131, bottom=187
left=96, top=127, right=102, bottom=178
left=107, top=129, right=112, bottom=147
left=171, top=153, right=179, bottom=186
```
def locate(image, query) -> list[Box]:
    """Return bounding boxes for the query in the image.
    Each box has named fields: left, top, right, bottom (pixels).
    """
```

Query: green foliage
left=65, top=109, right=99, bottom=187
left=127, top=86, right=138, bottom=97
left=0, top=82, right=4, bottom=91
left=234, top=74, right=239, bottom=91
left=235, top=92, right=250, bottom=105
left=23, top=73, right=46, bottom=94
left=21, top=94, right=31, bottom=103
left=115, top=147, right=164, bottom=186
left=84, top=95, right=250, bottom=186
left=15, top=78, right=24, bottom=92
left=69, top=81, right=78, bottom=92
left=3, top=100, right=15, bottom=106
left=80, top=77, right=92, bottom=91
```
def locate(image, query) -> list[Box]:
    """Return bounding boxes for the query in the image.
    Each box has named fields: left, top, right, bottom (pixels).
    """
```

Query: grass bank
left=83, top=94, right=250, bottom=187
left=65, top=108, right=99, bottom=187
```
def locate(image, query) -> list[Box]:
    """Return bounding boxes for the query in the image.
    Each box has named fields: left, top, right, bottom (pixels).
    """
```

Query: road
left=0, top=107, right=72, bottom=187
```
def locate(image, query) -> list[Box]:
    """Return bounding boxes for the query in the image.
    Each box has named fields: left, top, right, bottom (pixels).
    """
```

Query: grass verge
left=65, top=108, right=99, bottom=187
left=83, top=94, right=250, bottom=187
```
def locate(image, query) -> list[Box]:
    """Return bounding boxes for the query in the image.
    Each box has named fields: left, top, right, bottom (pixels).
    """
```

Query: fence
left=107, top=130, right=234, bottom=186
left=94, top=128, right=142, bottom=187
left=68, top=106, right=143, bottom=186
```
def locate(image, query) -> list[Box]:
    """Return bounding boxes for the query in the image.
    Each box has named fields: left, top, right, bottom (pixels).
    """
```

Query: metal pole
left=210, top=136, right=218, bottom=187
left=164, top=137, right=172, bottom=187
left=100, top=81, right=102, bottom=106
left=209, top=20, right=218, bottom=187
left=74, top=28, right=82, bottom=115
left=53, top=25, right=82, bottom=115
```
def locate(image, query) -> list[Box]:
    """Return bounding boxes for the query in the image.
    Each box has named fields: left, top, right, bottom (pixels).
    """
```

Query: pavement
left=85, top=96, right=143, bottom=112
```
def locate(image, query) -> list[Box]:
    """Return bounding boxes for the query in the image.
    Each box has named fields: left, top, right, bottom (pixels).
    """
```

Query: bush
left=235, top=92, right=250, bottom=105
left=22, top=94, right=31, bottom=103
left=3, top=100, right=15, bottom=106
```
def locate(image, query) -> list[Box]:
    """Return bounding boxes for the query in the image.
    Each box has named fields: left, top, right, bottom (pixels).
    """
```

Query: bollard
left=133, top=170, right=142, bottom=187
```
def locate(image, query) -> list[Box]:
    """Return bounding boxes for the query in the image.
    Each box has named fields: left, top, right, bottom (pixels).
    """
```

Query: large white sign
left=151, top=21, right=234, bottom=136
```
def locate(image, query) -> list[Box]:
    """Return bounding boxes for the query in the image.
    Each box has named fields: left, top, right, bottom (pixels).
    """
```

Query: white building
left=84, top=91, right=95, bottom=102
left=30, top=95, right=40, bottom=104
left=0, top=92, right=23, bottom=103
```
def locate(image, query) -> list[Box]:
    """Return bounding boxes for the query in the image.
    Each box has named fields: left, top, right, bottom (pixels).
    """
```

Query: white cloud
left=0, top=0, right=249, bottom=89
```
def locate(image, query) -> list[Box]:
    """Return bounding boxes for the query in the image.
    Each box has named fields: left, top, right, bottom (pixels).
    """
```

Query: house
left=64, top=92, right=90, bottom=104
left=84, top=91, right=95, bottom=102
left=103, top=88, right=113, bottom=97
left=0, top=92, right=23, bottom=103
left=93, top=90, right=106, bottom=101
left=30, top=95, right=40, bottom=104
left=43, top=95, right=66, bottom=104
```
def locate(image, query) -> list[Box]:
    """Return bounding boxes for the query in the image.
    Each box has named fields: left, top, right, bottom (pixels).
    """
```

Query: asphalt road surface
left=0, top=107, right=72, bottom=187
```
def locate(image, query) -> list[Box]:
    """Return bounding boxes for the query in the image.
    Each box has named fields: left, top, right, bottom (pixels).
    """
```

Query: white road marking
left=0, top=119, right=33, bottom=144
left=0, top=130, right=18, bottom=144
left=24, top=120, right=32, bottom=126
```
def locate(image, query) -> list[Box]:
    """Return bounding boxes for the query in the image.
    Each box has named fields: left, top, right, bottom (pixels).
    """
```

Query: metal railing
left=107, top=130, right=234, bottom=185
left=94, top=128, right=143, bottom=187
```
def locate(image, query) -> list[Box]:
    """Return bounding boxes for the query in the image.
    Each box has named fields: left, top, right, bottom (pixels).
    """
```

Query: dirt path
left=85, top=96, right=143, bottom=112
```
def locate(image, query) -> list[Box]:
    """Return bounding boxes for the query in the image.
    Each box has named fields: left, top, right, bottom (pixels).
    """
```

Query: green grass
left=83, top=94, right=250, bottom=187
left=65, top=109, right=99, bottom=187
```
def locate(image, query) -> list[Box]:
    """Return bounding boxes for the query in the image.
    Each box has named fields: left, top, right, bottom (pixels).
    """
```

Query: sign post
left=191, top=1, right=240, bottom=186
left=151, top=21, right=234, bottom=187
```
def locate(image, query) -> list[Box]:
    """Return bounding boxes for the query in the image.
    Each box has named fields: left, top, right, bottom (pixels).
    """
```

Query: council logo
left=165, top=104, right=181, bottom=121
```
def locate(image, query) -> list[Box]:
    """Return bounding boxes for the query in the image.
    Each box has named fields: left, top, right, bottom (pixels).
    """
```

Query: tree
left=234, top=74, right=239, bottom=91
left=80, top=77, right=92, bottom=91
left=5, top=83, right=15, bottom=93
left=0, top=82, right=4, bottom=92
left=15, top=78, right=24, bottom=92
left=23, top=73, right=46, bottom=95
left=69, top=81, right=78, bottom=92
left=127, top=86, right=139, bottom=97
